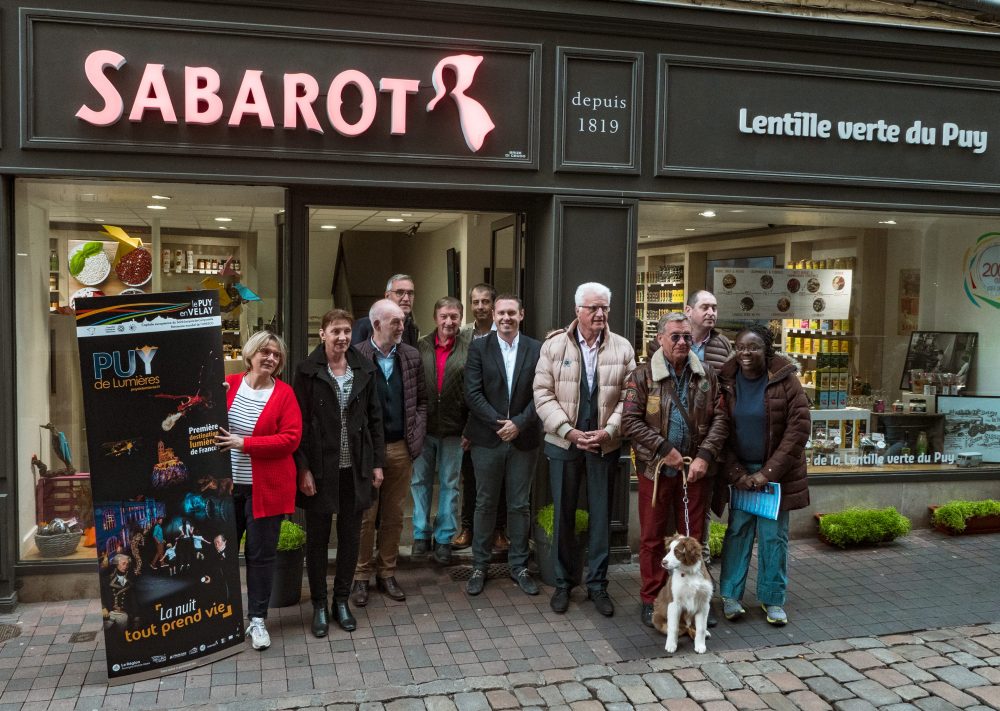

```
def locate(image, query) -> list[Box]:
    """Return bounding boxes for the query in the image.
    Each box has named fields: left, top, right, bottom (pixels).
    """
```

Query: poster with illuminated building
left=75, top=290, right=243, bottom=684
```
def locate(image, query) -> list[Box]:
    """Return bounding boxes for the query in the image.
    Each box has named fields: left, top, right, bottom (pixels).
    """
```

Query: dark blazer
left=293, top=345, right=386, bottom=514
left=353, top=339, right=428, bottom=460
left=350, top=314, right=419, bottom=348
left=464, top=332, right=542, bottom=451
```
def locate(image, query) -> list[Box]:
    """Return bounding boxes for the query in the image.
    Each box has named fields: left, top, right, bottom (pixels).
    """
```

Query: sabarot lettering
left=738, top=108, right=988, bottom=154
left=75, top=50, right=496, bottom=153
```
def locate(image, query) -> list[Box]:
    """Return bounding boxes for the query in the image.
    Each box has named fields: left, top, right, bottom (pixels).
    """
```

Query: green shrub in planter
left=932, top=499, right=1000, bottom=533
left=709, top=521, right=727, bottom=559
left=818, top=507, right=910, bottom=548
left=277, top=519, right=306, bottom=551
left=536, top=503, right=589, bottom=538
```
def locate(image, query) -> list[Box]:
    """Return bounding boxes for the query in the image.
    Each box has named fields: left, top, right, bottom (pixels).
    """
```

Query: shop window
left=15, top=179, right=284, bottom=562
left=636, top=205, right=1000, bottom=476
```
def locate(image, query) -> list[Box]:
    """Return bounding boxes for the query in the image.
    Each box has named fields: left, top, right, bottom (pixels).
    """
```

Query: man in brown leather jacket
left=622, top=313, right=728, bottom=628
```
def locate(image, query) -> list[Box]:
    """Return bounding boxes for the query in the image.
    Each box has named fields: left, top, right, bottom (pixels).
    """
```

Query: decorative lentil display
left=115, top=247, right=152, bottom=287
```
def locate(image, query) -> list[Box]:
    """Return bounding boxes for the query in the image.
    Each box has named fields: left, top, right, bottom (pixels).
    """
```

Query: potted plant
left=930, top=499, right=1000, bottom=536
left=815, top=507, right=911, bottom=548
left=533, top=504, right=589, bottom=587
left=708, top=521, right=727, bottom=560
left=269, top=519, right=306, bottom=608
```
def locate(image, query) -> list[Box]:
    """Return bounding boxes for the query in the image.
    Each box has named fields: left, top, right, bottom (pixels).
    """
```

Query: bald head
left=369, top=299, right=406, bottom=351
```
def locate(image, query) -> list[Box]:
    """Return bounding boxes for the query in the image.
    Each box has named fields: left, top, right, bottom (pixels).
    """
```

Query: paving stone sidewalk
left=0, top=529, right=996, bottom=710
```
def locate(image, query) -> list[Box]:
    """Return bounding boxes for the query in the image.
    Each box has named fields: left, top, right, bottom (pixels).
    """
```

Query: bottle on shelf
left=49, top=249, right=58, bottom=272
left=915, top=431, right=929, bottom=457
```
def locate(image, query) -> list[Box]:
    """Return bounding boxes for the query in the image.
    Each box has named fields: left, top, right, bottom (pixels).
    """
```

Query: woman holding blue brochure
left=716, top=324, right=810, bottom=626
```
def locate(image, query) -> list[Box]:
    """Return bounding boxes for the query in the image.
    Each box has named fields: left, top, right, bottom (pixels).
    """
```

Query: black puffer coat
left=293, top=345, right=386, bottom=514
left=715, top=354, right=811, bottom=513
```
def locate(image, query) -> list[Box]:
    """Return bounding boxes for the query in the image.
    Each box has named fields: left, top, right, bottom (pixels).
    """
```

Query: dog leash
left=652, top=456, right=693, bottom=537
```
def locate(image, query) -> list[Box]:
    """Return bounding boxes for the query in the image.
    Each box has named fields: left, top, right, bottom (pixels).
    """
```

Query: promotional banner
left=75, top=290, right=244, bottom=684
left=714, top=267, right=853, bottom=321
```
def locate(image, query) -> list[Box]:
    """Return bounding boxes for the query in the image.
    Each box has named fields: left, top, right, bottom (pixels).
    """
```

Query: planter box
left=269, top=546, right=305, bottom=608
left=814, top=513, right=899, bottom=548
left=928, top=506, right=1000, bottom=536
left=533, top=525, right=586, bottom=588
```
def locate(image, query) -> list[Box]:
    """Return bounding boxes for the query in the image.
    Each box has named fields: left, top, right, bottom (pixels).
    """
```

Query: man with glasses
left=621, top=312, right=728, bottom=629
left=352, top=274, right=419, bottom=348
left=533, top=282, right=635, bottom=616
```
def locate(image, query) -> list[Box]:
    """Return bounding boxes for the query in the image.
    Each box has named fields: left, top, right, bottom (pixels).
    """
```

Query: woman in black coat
left=294, top=309, right=385, bottom=637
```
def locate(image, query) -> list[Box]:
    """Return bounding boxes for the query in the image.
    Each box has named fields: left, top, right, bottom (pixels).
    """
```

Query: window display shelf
left=786, top=328, right=850, bottom=336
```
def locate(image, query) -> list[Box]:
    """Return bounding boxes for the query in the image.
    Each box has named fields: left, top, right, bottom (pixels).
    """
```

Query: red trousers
left=638, top=470, right=709, bottom=603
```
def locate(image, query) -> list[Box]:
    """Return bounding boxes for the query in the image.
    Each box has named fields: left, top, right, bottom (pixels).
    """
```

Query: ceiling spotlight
left=386, top=218, right=404, bottom=223
left=401, top=213, right=413, bottom=217
left=218, top=226, right=228, bottom=230
left=878, top=220, right=897, bottom=225
left=684, top=228, right=697, bottom=232
left=320, top=225, right=337, bottom=230
left=150, top=194, right=172, bottom=200
left=405, top=222, right=422, bottom=237
left=214, top=217, right=232, bottom=222
left=93, top=218, right=105, bottom=223
left=147, top=204, right=167, bottom=210
left=698, top=210, right=716, bottom=218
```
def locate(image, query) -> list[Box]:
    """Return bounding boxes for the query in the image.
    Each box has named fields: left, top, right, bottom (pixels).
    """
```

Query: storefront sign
left=964, top=232, right=1000, bottom=309
left=23, top=11, right=540, bottom=168
left=714, top=267, right=853, bottom=320
left=658, top=57, right=1000, bottom=190
left=555, top=48, right=642, bottom=173
left=75, top=290, right=244, bottom=684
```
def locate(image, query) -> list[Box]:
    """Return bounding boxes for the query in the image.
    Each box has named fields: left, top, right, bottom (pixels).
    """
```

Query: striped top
left=228, top=376, right=275, bottom=485
left=327, top=364, right=354, bottom=468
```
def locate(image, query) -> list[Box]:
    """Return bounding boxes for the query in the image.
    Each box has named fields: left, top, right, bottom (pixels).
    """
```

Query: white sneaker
left=246, top=617, right=270, bottom=650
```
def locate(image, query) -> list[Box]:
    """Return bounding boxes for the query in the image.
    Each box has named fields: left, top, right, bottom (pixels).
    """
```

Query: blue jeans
left=470, top=443, right=538, bottom=571
left=719, top=507, right=790, bottom=606
left=411, top=435, right=463, bottom=545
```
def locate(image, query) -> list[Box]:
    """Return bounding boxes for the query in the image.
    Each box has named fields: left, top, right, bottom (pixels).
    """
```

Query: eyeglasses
left=667, top=333, right=693, bottom=344
left=390, top=289, right=415, bottom=298
left=580, top=304, right=610, bottom=314
left=735, top=345, right=763, bottom=354
left=257, top=348, right=281, bottom=360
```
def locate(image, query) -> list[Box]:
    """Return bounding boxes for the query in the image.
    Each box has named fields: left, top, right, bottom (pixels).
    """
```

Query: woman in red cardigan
left=217, top=331, right=302, bottom=651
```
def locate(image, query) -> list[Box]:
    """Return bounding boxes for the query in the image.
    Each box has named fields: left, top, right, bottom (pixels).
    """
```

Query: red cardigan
left=225, top=373, right=303, bottom=518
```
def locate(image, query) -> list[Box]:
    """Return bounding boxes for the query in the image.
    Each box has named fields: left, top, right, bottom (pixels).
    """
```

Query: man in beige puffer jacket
left=533, top=282, right=636, bottom=617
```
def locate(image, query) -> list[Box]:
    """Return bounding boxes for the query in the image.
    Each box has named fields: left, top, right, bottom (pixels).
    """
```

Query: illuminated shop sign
left=23, top=12, right=540, bottom=168
left=76, top=51, right=496, bottom=153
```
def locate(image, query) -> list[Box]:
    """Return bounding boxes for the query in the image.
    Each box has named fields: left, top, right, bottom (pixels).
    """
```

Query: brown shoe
left=376, top=576, right=406, bottom=601
left=492, top=529, right=510, bottom=552
left=452, top=527, right=473, bottom=550
left=350, top=579, right=369, bottom=607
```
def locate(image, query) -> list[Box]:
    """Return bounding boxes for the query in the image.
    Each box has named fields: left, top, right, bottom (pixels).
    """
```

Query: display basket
left=34, top=530, right=82, bottom=558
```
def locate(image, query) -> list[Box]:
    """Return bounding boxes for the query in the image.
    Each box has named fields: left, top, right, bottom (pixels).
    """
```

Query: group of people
left=218, top=274, right=810, bottom=653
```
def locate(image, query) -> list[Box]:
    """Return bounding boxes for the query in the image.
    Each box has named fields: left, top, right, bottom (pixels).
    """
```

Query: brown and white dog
left=652, top=534, right=713, bottom=654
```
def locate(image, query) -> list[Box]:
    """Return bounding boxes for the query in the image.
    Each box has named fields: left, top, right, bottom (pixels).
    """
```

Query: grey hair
left=369, top=298, right=403, bottom=325
left=385, top=274, right=414, bottom=291
left=574, top=282, right=612, bottom=307
left=657, top=312, right=689, bottom=334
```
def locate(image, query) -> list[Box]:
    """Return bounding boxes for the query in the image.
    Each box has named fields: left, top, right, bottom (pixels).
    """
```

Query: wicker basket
left=34, top=530, right=82, bottom=558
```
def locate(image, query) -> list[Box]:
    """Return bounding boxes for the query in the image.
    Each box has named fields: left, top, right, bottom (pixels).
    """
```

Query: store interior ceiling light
left=386, top=218, right=404, bottom=222
left=218, top=226, right=227, bottom=230
left=320, top=225, right=337, bottom=230
left=146, top=204, right=166, bottom=210
left=92, top=218, right=104, bottom=223
left=150, top=194, right=172, bottom=200
left=684, top=227, right=697, bottom=231
left=698, top=210, right=717, bottom=217
left=879, top=220, right=897, bottom=225
left=214, top=217, right=233, bottom=222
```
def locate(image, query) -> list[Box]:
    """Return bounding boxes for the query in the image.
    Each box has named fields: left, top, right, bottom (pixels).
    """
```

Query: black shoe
left=376, top=576, right=406, bottom=601
left=350, top=579, right=369, bottom=607
left=412, top=539, right=431, bottom=557
left=333, top=599, right=356, bottom=632
left=641, top=603, right=654, bottom=628
left=433, top=543, right=452, bottom=565
left=589, top=589, right=614, bottom=617
left=311, top=603, right=329, bottom=638
left=550, top=587, right=570, bottom=613
left=511, top=569, right=539, bottom=596
left=708, top=605, right=718, bottom=628
left=466, top=568, right=486, bottom=596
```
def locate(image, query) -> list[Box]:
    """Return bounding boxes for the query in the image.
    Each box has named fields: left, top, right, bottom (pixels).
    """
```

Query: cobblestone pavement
left=0, top=529, right=996, bottom=710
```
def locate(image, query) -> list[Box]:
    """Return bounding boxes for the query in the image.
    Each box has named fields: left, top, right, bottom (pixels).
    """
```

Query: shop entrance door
left=489, top=214, right=526, bottom=298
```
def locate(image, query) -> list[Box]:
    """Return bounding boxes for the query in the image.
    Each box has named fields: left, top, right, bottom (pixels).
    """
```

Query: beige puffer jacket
left=533, top=321, right=636, bottom=455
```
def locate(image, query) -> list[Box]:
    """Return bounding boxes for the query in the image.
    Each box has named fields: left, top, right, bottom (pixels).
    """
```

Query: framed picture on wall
left=899, top=331, right=977, bottom=390
left=938, top=395, right=1000, bottom=463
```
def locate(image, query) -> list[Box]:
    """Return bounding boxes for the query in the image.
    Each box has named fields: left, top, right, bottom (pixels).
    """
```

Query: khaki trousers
left=354, top=440, right=412, bottom=580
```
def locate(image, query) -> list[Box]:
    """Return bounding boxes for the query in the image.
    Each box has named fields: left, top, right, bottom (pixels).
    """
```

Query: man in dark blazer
left=463, top=294, right=542, bottom=596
